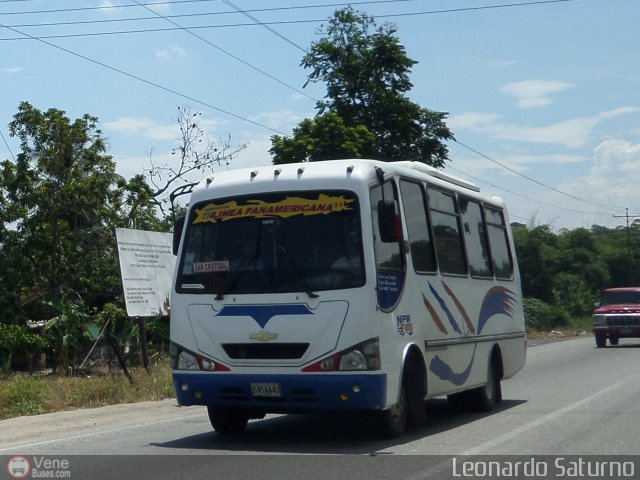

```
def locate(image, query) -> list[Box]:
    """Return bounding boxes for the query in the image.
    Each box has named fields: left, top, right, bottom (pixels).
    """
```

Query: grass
left=527, top=316, right=593, bottom=340
left=0, top=360, right=175, bottom=420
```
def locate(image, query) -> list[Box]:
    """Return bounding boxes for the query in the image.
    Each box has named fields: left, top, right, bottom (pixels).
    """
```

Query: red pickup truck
left=593, top=287, right=640, bottom=348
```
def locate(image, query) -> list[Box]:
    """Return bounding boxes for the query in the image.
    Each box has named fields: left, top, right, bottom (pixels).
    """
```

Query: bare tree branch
left=145, top=106, right=247, bottom=214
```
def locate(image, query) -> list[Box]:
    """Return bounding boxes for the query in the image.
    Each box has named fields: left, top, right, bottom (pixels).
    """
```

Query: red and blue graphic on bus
left=425, top=283, right=517, bottom=386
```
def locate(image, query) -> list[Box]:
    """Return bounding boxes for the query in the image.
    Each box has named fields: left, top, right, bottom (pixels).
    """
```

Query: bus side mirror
left=378, top=200, right=401, bottom=243
left=173, top=216, right=185, bottom=255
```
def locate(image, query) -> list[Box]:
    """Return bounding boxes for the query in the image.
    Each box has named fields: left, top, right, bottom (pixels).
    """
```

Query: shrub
left=524, top=298, right=571, bottom=331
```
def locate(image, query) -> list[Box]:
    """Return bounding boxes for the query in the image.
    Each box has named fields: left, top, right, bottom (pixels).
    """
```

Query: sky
left=1, top=0, right=639, bottom=230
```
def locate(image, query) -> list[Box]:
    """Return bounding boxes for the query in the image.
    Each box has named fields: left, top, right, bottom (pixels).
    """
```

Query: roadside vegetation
left=0, top=358, right=173, bottom=420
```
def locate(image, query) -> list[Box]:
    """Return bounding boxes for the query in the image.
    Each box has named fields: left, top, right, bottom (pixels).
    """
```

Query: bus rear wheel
left=207, top=406, right=249, bottom=435
left=473, top=357, right=501, bottom=411
left=448, top=355, right=501, bottom=412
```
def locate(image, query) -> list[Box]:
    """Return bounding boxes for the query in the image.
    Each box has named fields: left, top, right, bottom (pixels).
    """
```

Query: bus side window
left=371, top=182, right=404, bottom=271
left=371, top=181, right=405, bottom=311
left=399, top=180, right=437, bottom=273
left=485, top=207, right=514, bottom=279
left=427, top=187, right=467, bottom=276
left=459, top=197, right=493, bottom=278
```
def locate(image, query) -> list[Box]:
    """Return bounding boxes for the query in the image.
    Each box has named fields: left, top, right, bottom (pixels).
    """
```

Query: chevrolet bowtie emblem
left=249, top=331, right=279, bottom=341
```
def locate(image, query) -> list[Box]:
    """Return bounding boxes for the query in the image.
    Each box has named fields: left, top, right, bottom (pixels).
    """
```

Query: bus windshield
left=176, top=190, right=365, bottom=296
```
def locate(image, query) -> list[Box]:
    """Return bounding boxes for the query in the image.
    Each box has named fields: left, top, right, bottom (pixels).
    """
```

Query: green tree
left=512, top=225, right=559, bottom=303
left=1, top=103, right=123, bottom=307
left=0, top=102, right=157, bottom=370
left=271, top=7, right=453, bottom=166
left=269, top=112, right=376, bottom=163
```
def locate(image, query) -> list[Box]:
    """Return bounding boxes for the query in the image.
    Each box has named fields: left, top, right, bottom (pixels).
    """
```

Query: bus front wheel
left=207, top=406, right=249, bottom=435
left=377, top=380, right=408, bottom=438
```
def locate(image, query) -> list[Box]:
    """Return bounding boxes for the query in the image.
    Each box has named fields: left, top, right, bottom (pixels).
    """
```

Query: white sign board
left=116, top=228, right=176, bottom=317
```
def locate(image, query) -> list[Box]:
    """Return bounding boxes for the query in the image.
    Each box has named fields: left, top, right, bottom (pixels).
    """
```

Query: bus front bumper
left=172, top=372, right=387, bottom=412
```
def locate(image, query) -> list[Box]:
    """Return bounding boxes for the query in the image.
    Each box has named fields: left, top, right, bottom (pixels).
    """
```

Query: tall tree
left=269, top=112, right=375, bottom=163
left=1, top=102, right=123, bottom=305
left=271, top=7, right=454, bottom=166
left=0, top=102, right=148, bottom=369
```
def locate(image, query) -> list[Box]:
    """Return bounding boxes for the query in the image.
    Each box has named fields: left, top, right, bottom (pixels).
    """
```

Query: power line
left=128, top=0, right=316, bottom=102
left=0, top=21, right=289, bottom=136
left=0, top=21, right=324, bottom=41
left=453, top=139, right=624, bottom=211
left=0, top=0, right=416, bottom=16
left=0, top=128, right=16, bottom=162
left=0, top=1, right=583, bottom=41
left=444, top=163, right=608, bottom=216
left=222, top=0, right=308, bottom=54
left=0, top=0, right=221, bottom=14
left=0, top=0, right=582, bottom=23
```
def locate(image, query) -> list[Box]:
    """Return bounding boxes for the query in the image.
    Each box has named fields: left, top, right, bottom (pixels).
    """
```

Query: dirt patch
left=527, top=329, right=592, bottom=346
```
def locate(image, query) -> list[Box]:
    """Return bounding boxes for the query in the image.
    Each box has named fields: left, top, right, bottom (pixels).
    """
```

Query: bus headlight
left=339, top=350, right=367, bottom=370
left=302, top=338, right=380, bottom=372
left=170, top=342, right=230, bottom=371
left=178, top=351, right=199, bottom=370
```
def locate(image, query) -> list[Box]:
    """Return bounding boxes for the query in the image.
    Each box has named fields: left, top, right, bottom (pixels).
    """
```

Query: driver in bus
left=332, top=233, right=360, bottom=269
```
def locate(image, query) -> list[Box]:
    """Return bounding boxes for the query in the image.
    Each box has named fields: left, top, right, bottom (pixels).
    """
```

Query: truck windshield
left=176, top=190, right=365, bottom=296
left=602, top=291, right=640, bottom=305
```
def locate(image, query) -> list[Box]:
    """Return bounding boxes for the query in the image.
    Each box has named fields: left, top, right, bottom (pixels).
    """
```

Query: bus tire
left=207, top=406, right=249, bottom=435
left=405, top=358, right=427, bottom=427
left=474, top=356, right=501, bottom=412
left=595, top=335, right=606, bottom=348
left=377, top=379, right=408, bottom=438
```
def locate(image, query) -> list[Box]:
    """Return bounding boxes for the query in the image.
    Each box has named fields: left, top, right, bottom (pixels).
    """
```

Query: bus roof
left=191, top=159, right=481, bottom=195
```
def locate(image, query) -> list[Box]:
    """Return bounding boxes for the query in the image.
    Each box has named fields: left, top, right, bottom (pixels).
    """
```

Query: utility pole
left=613, top=208, right=640, bottom=259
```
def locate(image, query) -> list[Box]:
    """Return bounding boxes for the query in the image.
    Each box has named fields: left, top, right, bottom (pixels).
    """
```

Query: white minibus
left=170, top=159, right=525, bottom=437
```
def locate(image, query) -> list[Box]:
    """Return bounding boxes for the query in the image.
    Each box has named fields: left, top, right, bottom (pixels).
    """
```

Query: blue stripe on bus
left=173, top=372, right=386, bottom=411
left=214, top=304, right=314, bottom=329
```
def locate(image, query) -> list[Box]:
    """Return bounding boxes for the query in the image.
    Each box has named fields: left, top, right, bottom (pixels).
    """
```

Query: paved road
left=2, top=335, right=639, bottom=478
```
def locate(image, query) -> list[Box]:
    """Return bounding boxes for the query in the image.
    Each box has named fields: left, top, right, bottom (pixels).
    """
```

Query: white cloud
left=489, top=60, right=518, bottom=68
left=1, top=67, right=22, bottom=74
left=249, top=109, right=307, bottom=131
left=104, top=117, right=179, bottom=141
left=447, top=112, right=502, bottom=130
left=558, top=138, right=640, bottom=216
left=501, top=80, right=575, bottom=109
left=591, top=138, right=640, bottom=176
left=104, top=114, right=225, bottom=142
left=501, top=153, right=586, bottom=167
left=155, top=45, right=187, bottom=60
left=449, top=107, right=640, bottom=148
left=232, top=135, right=274, bottom=170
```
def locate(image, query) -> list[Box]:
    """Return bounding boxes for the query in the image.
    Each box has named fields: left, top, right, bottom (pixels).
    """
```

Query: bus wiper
left=277, top=244, right=319, bottom=299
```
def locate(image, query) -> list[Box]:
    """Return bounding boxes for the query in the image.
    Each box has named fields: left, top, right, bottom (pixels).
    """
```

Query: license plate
left=250, top=382, right=282, bottom=398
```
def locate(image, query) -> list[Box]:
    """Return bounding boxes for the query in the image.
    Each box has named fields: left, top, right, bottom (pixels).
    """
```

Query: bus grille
left=222, top=343, right=309, bottom=360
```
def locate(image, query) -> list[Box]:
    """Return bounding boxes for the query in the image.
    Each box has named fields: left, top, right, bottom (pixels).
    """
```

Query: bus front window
left=177, top=191, right=365, bottom=295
